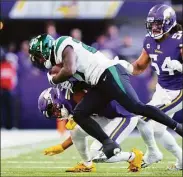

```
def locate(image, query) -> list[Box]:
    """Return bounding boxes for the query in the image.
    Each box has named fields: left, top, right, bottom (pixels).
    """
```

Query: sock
left=70, top=127, right=91, bottom=162
left=83, top=161, right=92, bottom=167
left=155, top=130, right=182, bottom=164
left=137, top=119, right=160, bottom=152
left=74, top=116, right=109, bottom=143
left=106, top=152, right=135, bottom=163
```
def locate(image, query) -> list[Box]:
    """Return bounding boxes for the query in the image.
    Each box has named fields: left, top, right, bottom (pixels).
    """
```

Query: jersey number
left=150, top=54, right=175, bottom=75
left=72, top=38, right=97, bottom=54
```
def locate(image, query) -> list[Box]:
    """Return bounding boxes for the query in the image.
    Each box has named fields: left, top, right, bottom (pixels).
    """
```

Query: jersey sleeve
left=178, top=31, right=183, bottom=48
left=54, top=36, right=74, bottom=63
left=143, top=34, right=151, bottom=54
left=171, top=31, right=183, bottom=48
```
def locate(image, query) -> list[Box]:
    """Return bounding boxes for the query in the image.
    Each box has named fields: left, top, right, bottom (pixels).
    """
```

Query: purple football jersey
left=59, top=89, right=133, bottom=119
left=143, top=31, right=183, bottom=90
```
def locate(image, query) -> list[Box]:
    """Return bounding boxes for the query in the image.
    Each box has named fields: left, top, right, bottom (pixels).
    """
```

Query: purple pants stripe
left=112, top=118, right=131, bottom=141
left=98, top=117, right=129, bottom=151
left=144, top=90, right=183, bottom=122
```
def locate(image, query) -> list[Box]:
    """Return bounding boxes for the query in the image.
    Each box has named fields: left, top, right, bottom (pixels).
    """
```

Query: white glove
left=47, top=72, right=56, bottom=86
left=114, top=56, right=119, bottom=60
left=60, top=105, right=69, bottom=119
left=167, top=60, right=183, bottom=73
left=56, top=81, right=73, bottom=100
left=118, top=60, right=134, bottom=75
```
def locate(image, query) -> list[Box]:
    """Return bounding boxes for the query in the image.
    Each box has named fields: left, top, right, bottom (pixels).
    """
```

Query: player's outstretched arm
left=44, top=136, right=73, bottom=156
left=132, top=49, right=151, bottom=75
left=51, top=46, right=77, bottom=85
left=118, top=49, right=150, bottom=75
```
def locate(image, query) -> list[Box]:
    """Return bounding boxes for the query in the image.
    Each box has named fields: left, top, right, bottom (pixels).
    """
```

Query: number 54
left=150, top=54, right=174, bottom=75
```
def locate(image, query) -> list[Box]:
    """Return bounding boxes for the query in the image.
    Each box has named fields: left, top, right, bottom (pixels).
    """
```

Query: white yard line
left=1, top=129, right=69, bottom=148
left=1, top=130, right=71, bottom=159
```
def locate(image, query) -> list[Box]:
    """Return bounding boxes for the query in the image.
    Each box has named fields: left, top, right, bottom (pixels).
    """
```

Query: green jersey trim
left=55, top=36, right=69, bottom=54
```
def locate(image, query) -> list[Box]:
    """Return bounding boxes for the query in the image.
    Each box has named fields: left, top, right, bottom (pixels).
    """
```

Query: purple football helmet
left=38, top=87, right=70, bottom=119
left=146, top=4, right=177, bottom=39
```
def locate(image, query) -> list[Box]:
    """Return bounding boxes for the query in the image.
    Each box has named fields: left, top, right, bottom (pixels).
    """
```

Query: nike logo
left=103, top=76, right=107, bottom=81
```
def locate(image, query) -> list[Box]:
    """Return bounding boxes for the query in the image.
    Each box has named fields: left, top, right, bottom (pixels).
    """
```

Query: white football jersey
left=54, top=36, right=118, bottom=85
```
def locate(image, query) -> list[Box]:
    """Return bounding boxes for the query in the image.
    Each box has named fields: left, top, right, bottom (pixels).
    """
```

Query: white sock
left=137, top=119, right=160, bottom=152
left=83, top=161, right=92, bottom=167
left=106, top=152, right=135, bottom=163
left=70, top=128, right=92, bottom=162
left=156, top=130, right=182, bottom=164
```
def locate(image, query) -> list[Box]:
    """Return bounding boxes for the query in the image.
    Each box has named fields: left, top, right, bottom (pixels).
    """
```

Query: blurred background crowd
left=0, top=0, right=182, bottom=130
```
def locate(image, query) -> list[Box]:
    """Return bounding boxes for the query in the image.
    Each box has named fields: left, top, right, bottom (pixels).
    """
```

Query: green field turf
left=1, top=136, right=182, bottom=177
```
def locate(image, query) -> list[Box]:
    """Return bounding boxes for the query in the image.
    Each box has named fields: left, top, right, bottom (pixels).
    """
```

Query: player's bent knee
left=73, top=110, right=84, bottom=123
left=127, top=102, right=146, bottom=114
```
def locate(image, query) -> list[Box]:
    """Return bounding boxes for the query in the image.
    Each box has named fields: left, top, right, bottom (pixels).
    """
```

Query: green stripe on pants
left=108, top=66, right=126, bottom=94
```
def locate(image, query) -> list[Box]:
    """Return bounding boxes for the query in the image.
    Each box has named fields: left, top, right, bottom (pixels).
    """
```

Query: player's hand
left=118, top=60, right=133, bottom=75
left=167, top=60, right=183, bottom=73
left=56, top=81, right=73, bottom=100
left=47, top=72, right=56, bottom=86
left=65, top=118, right=77, bottom=130
left=43, top=144, right=64, bottom=156
left=114, top=56, right=119, bottom=60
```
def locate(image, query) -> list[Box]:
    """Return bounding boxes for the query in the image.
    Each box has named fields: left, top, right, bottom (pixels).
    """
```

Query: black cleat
left=175, top=123, right=183, bottom=137
left=102, top=139, right=121, bottom=159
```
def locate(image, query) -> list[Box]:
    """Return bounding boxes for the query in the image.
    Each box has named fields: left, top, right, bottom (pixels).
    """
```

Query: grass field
left=1, top=131, right=182, bottom=177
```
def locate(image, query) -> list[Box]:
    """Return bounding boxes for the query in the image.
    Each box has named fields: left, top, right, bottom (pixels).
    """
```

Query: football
left=49, top=64, right=63, bottom=75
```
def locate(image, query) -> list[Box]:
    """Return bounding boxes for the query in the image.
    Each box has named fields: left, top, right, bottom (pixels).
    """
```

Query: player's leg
left=101, top=64, right=182, bottom=136
left=137, top=118, right=163, bottom=167
left=141, top=89, right=182, bottom=169
left=90, top=116, right=143, bottom=172
left=90, top=116, right=141, bottom=162
left=73, top=87, right=121, bottom=159
left=66, top=125, right=96, bottom=172
left=70, top=125, right=91, bottom=163
left=152, top=120, right=182, bottom=170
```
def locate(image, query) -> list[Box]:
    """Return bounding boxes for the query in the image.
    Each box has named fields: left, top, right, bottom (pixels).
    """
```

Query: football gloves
left=44, top=144, right=64, bottom=156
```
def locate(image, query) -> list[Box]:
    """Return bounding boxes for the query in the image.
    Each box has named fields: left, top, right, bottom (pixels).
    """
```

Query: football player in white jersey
left=29, top=33, right=182, bottom=160
left=118, top=4, right=182, bottom=170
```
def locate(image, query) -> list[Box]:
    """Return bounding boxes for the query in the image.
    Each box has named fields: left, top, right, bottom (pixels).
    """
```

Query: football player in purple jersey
left=119, top=4, right=182, bottom=170
left=38, top=87, right=144, bottom=172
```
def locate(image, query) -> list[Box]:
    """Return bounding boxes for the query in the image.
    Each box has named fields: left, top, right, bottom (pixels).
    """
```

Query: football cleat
left=128, top=148, right=144, bottom=172
left=167, top=165, right=182, bottom=171
left=93, top=152, right=107, bottom=163
left=141, top=149, right=163, bottom=168
left=167, top=161, right=182, bottom=171
left=103, top=139, right=121, bottom=159
left=65, top=162, right=96, bottom=172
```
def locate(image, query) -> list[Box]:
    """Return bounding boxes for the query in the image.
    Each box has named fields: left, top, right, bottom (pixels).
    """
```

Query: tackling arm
left=44, top=136, right=73, bottom=156
left=118, top=48, right=151, bottom=75
left=132, top=49, right=151, bottom=75
left=51, top=46, right=77, bottom=85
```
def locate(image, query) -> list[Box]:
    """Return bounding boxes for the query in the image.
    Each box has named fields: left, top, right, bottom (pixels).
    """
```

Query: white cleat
left=141, top=150, right=163, bottom=168
left=167, top=164, right=182, bottom=171
left=93, top=152, right=107, bottom=163
left=167, top=160, right=182, bottom=171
